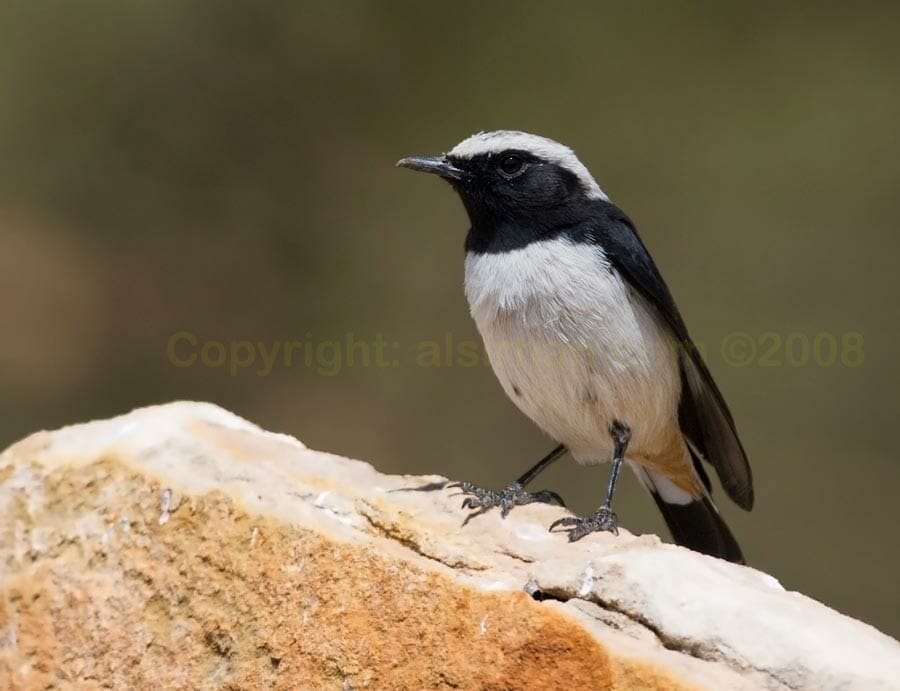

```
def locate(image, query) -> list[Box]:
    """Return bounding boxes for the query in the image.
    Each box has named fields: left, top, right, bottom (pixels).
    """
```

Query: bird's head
left=397, top=131, right=607, bottom=234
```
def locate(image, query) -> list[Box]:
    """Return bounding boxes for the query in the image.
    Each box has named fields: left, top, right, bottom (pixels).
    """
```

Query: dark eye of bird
left=498, top=155, right=525, bottom=177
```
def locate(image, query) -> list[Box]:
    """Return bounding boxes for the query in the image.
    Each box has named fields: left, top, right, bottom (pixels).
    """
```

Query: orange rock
left=0, top=403, right=896, bottom=690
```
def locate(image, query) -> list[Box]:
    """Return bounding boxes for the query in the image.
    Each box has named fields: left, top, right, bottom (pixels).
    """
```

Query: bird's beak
left=396, top=155, right=467, bottom=181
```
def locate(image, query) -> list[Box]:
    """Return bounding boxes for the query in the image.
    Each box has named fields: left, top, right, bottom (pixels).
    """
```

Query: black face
left=447, top=150, right=585, bottom=221
left=445, top=150, right=599, bottom=253
left=397, top=146, right=607, bottom=253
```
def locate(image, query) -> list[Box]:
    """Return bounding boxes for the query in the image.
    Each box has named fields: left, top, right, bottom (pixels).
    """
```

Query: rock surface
left=0, top=402, right=897, bottom=690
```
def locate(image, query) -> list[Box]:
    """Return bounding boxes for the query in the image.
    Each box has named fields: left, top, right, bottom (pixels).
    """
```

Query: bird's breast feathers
left=464, top=237, right=681, bottom=462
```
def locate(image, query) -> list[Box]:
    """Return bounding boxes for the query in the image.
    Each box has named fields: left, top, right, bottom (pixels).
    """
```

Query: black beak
left=396, top=155, right=467, bottom=181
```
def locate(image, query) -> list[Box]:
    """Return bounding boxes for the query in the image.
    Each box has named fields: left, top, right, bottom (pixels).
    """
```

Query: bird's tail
left=631, top=462, right=745, bottom=564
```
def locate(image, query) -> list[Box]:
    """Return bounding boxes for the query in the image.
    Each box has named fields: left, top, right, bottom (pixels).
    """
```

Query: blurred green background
left=1, top=2, right=898, bottom=636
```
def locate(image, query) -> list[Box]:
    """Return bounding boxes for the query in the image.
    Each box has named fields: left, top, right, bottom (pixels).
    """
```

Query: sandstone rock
left=0, top=402, right=897, bottom=690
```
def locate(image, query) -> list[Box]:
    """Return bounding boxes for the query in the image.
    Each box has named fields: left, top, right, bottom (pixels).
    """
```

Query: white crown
left=448, top=130, right=607, bottom=200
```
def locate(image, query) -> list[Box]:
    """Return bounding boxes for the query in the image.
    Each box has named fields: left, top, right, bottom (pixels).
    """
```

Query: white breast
left=464, top=237, right=681, bottom=463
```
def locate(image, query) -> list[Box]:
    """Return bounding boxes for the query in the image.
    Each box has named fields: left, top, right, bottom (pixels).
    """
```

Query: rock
left=0, top=402, right=897, bottom=690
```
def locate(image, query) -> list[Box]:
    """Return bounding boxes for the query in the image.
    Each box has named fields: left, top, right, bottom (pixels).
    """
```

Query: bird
left=397, top=130, right=753, bottom=563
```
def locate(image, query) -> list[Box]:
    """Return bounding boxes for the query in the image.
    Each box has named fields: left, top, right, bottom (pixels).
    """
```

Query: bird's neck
left=463, top=198, right=616, bottom=255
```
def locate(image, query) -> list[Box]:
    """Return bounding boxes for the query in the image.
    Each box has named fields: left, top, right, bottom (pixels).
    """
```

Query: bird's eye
left=498, top=155, right=525, bottom=177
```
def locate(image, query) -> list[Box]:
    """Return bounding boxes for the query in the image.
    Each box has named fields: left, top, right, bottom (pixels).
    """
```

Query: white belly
left=464, top=237, right=681, bottom=464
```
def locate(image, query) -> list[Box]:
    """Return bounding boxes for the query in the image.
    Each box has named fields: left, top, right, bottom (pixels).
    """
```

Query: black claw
left=548, top=516, right=577, bottom=531
left=448, top=481, right=478, bottom=497
left=533, top=489, right=566, bottom=508
left=451, top=480, right=565, bottom=524
left=460, top=504, right=494, bottom=527
left=549, top=507, right=620, bottom=541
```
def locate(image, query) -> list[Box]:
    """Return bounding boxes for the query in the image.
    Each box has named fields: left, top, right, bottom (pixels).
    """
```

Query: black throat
left=463, top=197, right=634, bottom=255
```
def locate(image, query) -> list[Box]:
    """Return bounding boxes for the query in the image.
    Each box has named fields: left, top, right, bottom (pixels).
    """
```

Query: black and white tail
left=631, top=462, right=745, bottom=564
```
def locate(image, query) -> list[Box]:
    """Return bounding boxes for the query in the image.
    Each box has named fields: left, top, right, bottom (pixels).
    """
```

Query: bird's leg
left=514, top=443, right=566, bottom=487
left=550, top=421, right=631, bottom=541
left=450, top=444, right=567, bottom=524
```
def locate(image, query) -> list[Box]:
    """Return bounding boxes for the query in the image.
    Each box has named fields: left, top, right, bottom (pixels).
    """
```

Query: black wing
left=582, top=201, right=754, bottom=510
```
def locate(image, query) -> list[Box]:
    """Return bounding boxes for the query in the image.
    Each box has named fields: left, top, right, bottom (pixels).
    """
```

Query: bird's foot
left=549, top=505, right=619, bottom=541
left=448, top=481, right=565, bottom=525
